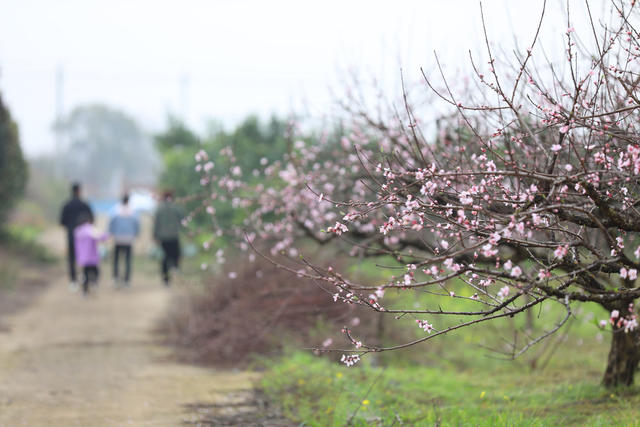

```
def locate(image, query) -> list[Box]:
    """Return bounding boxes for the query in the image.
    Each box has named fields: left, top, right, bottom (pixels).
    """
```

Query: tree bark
left=602, top=327, right=640, bottom=388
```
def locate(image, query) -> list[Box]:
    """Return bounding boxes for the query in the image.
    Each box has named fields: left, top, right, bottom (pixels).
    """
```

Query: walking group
left=59, top=183, right=183, bottom=295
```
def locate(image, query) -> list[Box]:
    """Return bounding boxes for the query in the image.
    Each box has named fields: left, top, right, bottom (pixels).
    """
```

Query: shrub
left=0, top=92, right=27, bottom=225
left=161, top=253, right=378, bottom=366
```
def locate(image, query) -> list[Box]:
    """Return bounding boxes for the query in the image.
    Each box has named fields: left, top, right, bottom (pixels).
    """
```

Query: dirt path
left=0, top=230, right=258, bottom=426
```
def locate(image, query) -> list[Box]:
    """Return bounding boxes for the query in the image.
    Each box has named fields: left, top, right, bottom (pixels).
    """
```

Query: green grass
left=261, top=351, right=640, bottom=426
left=259, top=257, right=640, bottom=426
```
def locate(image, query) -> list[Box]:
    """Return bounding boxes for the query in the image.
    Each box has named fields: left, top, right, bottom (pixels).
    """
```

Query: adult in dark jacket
left=153, top=190, right=183, bottom=285
left=60, top=183, right=94, bottom=286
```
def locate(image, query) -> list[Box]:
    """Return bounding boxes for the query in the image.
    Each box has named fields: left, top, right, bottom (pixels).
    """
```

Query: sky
left=0, top=0, right=596, bottom=156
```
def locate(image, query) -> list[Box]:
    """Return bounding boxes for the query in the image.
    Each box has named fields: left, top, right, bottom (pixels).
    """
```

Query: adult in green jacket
left=153, top=190, right=183, bottom=285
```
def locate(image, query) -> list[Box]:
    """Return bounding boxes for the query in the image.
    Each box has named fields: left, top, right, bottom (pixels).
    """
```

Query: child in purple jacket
left=74, top=212, right=109, bottom=295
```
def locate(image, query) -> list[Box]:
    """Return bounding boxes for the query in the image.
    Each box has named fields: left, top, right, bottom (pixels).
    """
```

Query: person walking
left=109, top=194, right=140, bottom=288
left=153, top=190, right=183, bottom=285
left=74, top=212, right=109, bottom=295
left=60, top=183, right=94, bottom=289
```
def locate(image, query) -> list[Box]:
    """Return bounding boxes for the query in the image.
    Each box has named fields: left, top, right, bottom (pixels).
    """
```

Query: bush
left=0, top=225, right=56, bottom=263
left=161, top=253, right=379, bottom=366
left=0, top=92, right=27, bottom=225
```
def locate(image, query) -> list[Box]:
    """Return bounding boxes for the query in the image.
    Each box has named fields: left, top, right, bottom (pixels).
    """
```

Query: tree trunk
left=602, top=327, right=640, bottom=388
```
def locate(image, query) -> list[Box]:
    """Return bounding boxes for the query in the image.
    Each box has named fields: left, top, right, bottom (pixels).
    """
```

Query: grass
left=261, top=350, right=640, bottom=426
left=0, top=224, right=56, bottom=263
left=258, top=257, right=640, bottom=426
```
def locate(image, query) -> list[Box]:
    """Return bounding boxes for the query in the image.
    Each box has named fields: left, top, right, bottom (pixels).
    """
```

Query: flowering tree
left=191, top=1, right=640, bottom=387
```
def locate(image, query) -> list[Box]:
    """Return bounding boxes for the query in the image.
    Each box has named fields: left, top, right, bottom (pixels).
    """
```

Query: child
left=74, top=212, right=109, bottom=295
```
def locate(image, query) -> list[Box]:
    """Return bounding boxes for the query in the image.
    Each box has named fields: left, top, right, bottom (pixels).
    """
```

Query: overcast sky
left=0, top=0, right=597, bottom=156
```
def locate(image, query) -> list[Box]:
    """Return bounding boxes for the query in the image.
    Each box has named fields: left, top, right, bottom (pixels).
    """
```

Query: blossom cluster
left=340, top=354, right=361, bottom=367
left=416, top=319, right=434, bottom=333
left=610, top=306, right=639, bottom=333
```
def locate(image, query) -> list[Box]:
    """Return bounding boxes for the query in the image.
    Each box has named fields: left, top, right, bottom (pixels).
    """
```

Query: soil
left=0, top=227, right=267, bottom=426
left=0, top=248, right=52, bottom=332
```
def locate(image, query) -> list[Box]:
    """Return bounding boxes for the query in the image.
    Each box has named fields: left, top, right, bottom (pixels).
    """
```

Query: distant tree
left=56, top=105, right=157, bottom=198
left=0, top=91, right=27, bottom=224
left=155, top=116, right=200, bottom=152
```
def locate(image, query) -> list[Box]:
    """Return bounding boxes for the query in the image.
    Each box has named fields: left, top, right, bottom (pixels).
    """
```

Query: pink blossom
left=425, top=265, right=439, bottom=276
left=379, top=217, right=396, bottom=235
left=443, top=258, right=461, bottom=272
left=340, top=354, right=360, bottom=367
left=328, top=222, right=348, bottom=235
left=510, top=266, right=522, bottom=278
left=416, top=319, right=434, bottom=333
left=554, top=245, right=569, bottom=259
left=459, top=191, right=474, bottom=205
left=610, top=310, right=620, bottom=325
left=620, top=267, right=628, bottom=279
left=194, top=149, right=208, bottom=162
left=538, top=269, right=551, bottom=280
left=624, top=317, right=638, bottom=333
left=482, top=243, right=498, bottom=257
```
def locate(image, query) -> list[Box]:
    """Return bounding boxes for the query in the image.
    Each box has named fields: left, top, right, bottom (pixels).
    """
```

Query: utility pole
left=54, top=64, right=64, bottom=173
